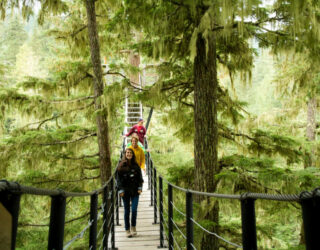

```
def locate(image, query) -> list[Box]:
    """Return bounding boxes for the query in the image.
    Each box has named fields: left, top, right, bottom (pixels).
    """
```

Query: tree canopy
left=0, top=0, right=319, bottom=248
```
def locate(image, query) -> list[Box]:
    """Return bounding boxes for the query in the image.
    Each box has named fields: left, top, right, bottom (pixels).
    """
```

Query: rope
left=96, top=220, right=106, bottom=239
left=163, top=228, right=169, bottom=243
left=96, top=202, right=106, bottom=222
left=191, top=243, right=197, bottom=250
left=63, top=219, right=93, bottom=249
left=161, top=212, right=169, bottom=229
left=171, top=201, right=186, bottom=217
left=157, top=173, right=304, bottom=202
left=171, top=218, right=187, bottom=240
left=171, top=232, right=182, bottom=250
left=299, top=191, right=313, bottom=200
left=0, top=173, right=115, bottom=197
left=190, top=218, right=242, bottom=248
left=162, top=207, right=168, bottom=218
left=241, top=192, right=300, bottom=202
left=99, top=234, right=106, bottom=250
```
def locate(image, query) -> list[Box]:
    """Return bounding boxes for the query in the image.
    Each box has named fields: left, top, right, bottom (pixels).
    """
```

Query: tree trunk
left=303, top=97, right=317, bottom=168
left=194, top=31, right=220, bottom=250
left=300, top=97, right=317, bottom=244
left=129, top=51, right=140, bottom=87
left=85, top=0, right=112, bottom=184
left=306, top=97, right=316, bottom=142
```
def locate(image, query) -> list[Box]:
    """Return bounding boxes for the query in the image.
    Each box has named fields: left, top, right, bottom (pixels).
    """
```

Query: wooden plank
left=112, top=175, right=167, bottom=249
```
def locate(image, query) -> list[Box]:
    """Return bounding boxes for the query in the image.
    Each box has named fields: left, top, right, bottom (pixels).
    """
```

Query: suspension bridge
left=1, top=81, right=320, bottom=249
left=1, top=140, right=320, bottom=249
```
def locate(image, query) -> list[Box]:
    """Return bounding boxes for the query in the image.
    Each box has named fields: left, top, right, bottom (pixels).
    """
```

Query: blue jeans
left=122, top=195, right=139, bottom=230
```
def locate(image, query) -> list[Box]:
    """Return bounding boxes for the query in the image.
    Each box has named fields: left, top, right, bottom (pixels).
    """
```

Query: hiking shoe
left=131, top=226, right=137, bottom=236
left=126, top=230, right=132, bottom=238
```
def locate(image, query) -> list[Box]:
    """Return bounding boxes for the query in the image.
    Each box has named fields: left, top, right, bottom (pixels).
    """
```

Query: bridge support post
left=48, top=194, right=66, bottom=250
left=111, top=178, right=117, bottom=249
left=89, top=192, right=98, bottom=250
left=301, top=188, right=320, bottom=250
left=0, top=188, right=21, bottom=250
left=150, top=160, right=154, bottom=206
left=186, top=191, right=194, bottom=250
left=158, top=176, right=165, bottom=248
left=103, top=185, right=109, bottom=250
left=240, top=195, right=257, bottom=250
left=168, top=184, right=174, bottom=250
left=116, top=190, right=120, bottom=226
left=153, top=168, right=158, bottom=224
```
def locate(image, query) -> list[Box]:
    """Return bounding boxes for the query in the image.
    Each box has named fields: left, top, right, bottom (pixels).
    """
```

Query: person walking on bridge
left=116, top=148, right=144, bottom=237
left=128, top=133, right=146, bottom=174
left=124, top=118, right=146, bottom=145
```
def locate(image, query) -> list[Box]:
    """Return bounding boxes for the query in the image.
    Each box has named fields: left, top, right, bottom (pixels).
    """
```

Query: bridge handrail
left=0, top=170, right=116, bottom=197
left=160, top=176, right=305, bottom=202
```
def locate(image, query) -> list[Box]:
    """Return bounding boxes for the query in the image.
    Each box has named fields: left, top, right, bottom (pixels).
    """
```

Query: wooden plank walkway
left=114, top=174, right=168, bottom=250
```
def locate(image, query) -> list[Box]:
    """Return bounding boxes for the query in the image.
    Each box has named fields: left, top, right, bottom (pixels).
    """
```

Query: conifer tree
left=0, top=0, right=113, bottom=184
left=84, top=0, right=112, bottom=183
left=0, top=15, right=27, bottom=66
left=108, top=1, right=320, bottom=248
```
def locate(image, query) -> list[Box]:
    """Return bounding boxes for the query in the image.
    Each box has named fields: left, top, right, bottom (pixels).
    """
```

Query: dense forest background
left=0, top=1, right=319, bottom=249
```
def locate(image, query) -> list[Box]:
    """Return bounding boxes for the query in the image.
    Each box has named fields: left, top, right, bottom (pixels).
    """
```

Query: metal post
left=158, top=177, right=164, bottom=248
left=300, top=189, right=320, bottom=250
left=186, top=191, right=194, bottom=250
left=168, top=184, right=174, bottom=250
left=241, top=196, right=257, bottom=250
left=102, top=185, right=109, bottom=250
left=150, top=161, right=154, bottom=205
left=116, top=190, right=120, bottom=226
left=0, top=190, right=21, bottom=250
left=145, top=107, right=153, bottom=132
left=111, top=178, right=116, bottom=249
left=145, top=145, right=149, bottom=177
left=89, top=193, right=98, bottom=250
left=48, top=194, right=66, bottom=250
left=145, top=138, right=148, bottom=150
left=153, top=168, right=158, bottom=224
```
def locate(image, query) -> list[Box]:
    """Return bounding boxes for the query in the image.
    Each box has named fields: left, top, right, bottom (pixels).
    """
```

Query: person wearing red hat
left=124, top=118, right=146, bottom=145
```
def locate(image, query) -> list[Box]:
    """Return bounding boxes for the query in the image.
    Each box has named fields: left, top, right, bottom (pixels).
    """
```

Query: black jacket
left=116, top=161, right=143, bottom=196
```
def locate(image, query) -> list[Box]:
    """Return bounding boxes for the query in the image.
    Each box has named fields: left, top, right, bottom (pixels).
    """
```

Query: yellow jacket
left=129, top=145, right=145, bottom=170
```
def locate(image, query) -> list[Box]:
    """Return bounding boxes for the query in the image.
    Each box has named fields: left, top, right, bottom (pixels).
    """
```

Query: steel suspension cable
left=190, top=218, right=242, bottom=248
left=171, top=218, right=187, bottom=240
left=63, top=219, right=94, bottom=250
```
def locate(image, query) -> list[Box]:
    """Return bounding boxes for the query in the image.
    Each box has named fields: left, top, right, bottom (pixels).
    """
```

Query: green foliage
left=167, top=160, right=194, bottom=187
left=0, top=0, right=319, bottom=249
